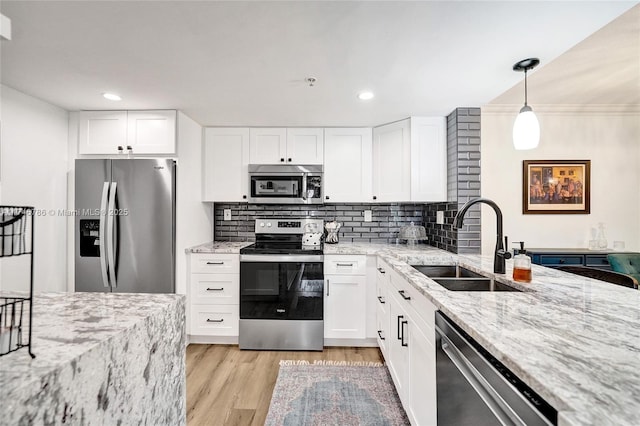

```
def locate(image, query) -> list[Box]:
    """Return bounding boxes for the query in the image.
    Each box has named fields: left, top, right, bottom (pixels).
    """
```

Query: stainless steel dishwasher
left=435, top=312, right=557, bottom=426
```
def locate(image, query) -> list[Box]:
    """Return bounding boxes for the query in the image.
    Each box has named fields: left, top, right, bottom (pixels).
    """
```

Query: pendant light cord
left=524, top=69, right=528, bottom=107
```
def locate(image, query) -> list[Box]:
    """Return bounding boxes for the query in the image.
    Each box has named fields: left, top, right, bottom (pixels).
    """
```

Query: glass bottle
left=512, top=241, right=532, bottom=283
left=596, top=222, right=608, bottom=249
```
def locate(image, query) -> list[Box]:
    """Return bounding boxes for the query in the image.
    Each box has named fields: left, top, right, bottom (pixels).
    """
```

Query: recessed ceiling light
left=102, top=92, right=122, bottom=101
left=358, top=91, right=374, bottom=100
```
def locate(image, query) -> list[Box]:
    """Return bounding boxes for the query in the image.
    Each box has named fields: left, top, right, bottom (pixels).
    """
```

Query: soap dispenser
left=512, top=241, right=532, bottom=283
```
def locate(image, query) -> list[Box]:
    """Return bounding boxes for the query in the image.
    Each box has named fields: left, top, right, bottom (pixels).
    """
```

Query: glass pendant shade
left=513, top=105, right=539, bottom=150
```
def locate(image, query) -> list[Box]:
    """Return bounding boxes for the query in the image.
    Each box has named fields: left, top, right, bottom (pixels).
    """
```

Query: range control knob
left=267, top=222, right=272, bottom=227
left=260, top=222, right=265, bottom=227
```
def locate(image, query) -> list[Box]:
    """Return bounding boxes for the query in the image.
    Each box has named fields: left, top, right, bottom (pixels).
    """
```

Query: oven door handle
left=435, top=325, right=521, bottom=426
left=240, top=254, right=323, bottom=263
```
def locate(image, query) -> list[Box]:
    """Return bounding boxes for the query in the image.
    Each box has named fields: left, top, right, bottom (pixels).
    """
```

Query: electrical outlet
left=224, top=209, right=232, bottom=221
left=364, top=210, right=372, bottom=222
left=436, top=211, right=444, bottom=225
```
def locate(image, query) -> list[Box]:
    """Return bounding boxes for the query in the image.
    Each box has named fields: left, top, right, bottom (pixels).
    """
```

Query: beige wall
left=480, top=106, right=640, bottom=255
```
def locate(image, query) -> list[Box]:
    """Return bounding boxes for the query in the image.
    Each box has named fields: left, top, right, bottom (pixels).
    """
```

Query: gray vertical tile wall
left=214, top=203, right=426, bottom=243
left=447, top=107, right=482, bottom=254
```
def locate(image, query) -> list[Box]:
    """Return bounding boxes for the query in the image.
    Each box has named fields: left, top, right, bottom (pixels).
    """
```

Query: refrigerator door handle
left=107, top=182, right=118, bottom=289
left=99, top=182, right=110, bottom=288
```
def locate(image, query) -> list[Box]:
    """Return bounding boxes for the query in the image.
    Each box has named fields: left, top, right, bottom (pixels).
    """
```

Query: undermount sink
left=432, top=278, right=521, bottom=292
left=411, top=264, right=521, bottom=292
left=411, top=265, right=484, bottom=279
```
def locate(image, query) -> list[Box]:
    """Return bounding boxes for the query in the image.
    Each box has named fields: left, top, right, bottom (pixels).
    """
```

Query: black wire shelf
left=0, top=206, right=35, bottom=358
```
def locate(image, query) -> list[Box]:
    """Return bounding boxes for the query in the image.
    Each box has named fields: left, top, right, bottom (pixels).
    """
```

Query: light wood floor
left=186, top=344, right=383, bottom=426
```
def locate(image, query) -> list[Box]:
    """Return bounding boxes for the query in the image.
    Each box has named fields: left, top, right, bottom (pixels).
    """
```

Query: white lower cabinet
left=324, top=274, right=366, bottom=339
left=190, top=304, right=240, bottom=336
left=376, top=259, right=391, bottom=356
left=188, top=253, right=240, bottom=342
left=378, top=256, right=437, bottom=426
left=387, top=290, right=410, bottom=402
left=324, top=255, right=367, bottom=341
left=408, top=318, right=437, bottom=425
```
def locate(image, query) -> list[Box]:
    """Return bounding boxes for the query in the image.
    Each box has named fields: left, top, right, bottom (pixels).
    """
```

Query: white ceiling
left=1, top=1, right=638, bottom=127
left=490, top=2, right=640, bottom=107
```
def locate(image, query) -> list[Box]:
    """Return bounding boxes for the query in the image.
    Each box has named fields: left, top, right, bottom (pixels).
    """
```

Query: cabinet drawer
left=538, top=255, right=583, bottom=266
left=389, top=269, right=436, bottom=346
left=324, top=255, right=367, bottom=275
left=190, top=254, right=239, bottom=273
left=190, top=274, right=239, bottom=305
left=190, top=305, right=239, bottom=336
left=585, top=255, right=610, bottom=268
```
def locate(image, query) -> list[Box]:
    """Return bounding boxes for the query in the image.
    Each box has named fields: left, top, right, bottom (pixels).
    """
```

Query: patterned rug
left=265, top=360, right=409, bottom=426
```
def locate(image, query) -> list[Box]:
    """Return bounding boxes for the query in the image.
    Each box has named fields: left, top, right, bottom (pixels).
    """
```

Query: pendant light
left=512, top=58, right=540, bottom=150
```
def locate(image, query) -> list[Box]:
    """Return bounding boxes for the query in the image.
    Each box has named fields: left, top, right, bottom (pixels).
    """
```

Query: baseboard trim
left=188, top=335, right=239, bottom=345
left=324, top=338, right=379, bottom=347
left=187, top=336, right=379, bottom=348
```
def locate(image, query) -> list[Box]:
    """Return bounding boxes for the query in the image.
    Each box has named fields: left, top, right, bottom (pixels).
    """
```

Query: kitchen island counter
left=0, top=292, right=186, bottom=425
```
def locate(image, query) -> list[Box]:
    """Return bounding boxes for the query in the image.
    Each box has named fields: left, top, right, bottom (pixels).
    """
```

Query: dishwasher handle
left=435, top=324, right=522, bottom=426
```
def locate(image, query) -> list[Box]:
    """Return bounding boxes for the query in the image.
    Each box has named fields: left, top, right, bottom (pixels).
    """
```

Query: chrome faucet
left=453, top=198, right=511, bottom=274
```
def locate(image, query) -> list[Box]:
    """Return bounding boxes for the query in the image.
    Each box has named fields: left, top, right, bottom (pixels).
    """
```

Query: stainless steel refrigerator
left=75, top=159, right=176, bottom=293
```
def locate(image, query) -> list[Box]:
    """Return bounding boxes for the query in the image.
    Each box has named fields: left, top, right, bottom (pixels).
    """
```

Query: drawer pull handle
left=377, top=296, right=385, bottom=304
left=377, top=267, right=385, bottom=274
left=398, top=290, right=411, bottom=300
left=397, top=315, right=404, bottom=340
left=206, top=287, right=224, bottom=291
left=400, top=320, right=408, bottom=347
left=377, top=330, right=385, bottom=341
left=206, top=261, right=225, bottom=265
left=206, top=318, right=224, bottom=323
left=336, top=263, right=354, bottom=267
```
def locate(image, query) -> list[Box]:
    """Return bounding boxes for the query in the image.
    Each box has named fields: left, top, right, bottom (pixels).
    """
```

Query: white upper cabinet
left=410, top=117, right=447, bottom=201
left=249, top=128, right=287, bottom=164
left=373, top=117, right=446, bottom=203
left=203, top=128, right=250, bottom=202
left=286, top=128, right=324, bottom=164
left=373, top=119, right=411, bottom=202
left=249, top=128, right=323, bottom=164
left=126, top=110, right=176, bottom=154
left=323, top=128, right=372, bottom=203
left=78, top=111, right=127, bottom=154
left=78, top=110, right=176, bottom=155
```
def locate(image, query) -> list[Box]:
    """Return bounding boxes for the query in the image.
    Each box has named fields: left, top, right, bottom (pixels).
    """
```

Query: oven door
left=240, top=255, right=324, bottom=320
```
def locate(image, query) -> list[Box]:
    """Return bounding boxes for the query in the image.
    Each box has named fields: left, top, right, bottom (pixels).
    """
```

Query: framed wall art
left=523, top=160, right=590, bottom=214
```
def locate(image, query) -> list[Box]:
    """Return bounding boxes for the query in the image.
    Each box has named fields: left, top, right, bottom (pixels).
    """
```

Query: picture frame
left=523, top=160, right=591, bottom=214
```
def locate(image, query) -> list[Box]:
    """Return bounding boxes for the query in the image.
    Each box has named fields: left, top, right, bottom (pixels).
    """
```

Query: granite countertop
left=374, top=248, right=640, bottom=426
left=322, top=241, right=448, bottom=257
left=0, top=292, right=185, bottom=403
left=185, top=241, right=253, bottom=253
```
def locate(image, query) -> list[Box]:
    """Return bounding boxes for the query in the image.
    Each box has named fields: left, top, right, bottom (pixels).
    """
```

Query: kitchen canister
left=324, top=220, right=341, bottom=244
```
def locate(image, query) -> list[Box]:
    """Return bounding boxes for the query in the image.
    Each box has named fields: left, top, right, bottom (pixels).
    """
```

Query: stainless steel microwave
left=248, top=164, right=323, bottom=204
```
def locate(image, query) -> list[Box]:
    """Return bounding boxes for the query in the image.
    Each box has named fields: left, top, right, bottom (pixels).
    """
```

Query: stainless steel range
left=239, top=217, right=324, bottom=351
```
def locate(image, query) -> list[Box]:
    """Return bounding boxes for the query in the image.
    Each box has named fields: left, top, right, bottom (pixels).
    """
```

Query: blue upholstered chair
left=607, top=254, right=640, bottom=287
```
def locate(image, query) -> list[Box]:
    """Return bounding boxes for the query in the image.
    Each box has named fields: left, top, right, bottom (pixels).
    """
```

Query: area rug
left=265, top=360, right=409, bottom=426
